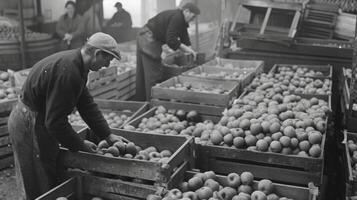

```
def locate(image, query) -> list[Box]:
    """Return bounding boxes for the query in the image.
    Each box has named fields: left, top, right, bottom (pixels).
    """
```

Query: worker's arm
left=165, top=13, right=186, bottom=50
left=44, top=67, right=90, bottom=152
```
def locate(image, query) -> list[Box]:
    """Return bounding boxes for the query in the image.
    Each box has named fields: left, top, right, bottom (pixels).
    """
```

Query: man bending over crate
left=135, top=2, right=200, bottom=101
left=8, top=32, right=129, bottom=200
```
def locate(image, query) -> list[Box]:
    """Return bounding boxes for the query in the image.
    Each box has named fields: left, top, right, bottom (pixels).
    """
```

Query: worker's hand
left=106, top=133, right=130, bottom=146
left=187, top=49, right=197, bottom=61
left=82, top=140, right=98, bottom=153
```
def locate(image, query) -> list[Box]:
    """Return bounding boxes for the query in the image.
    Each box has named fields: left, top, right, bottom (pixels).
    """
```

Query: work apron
left=135, top=26, right=163, bottom=101
left=8, top=99, right=62, bottom=200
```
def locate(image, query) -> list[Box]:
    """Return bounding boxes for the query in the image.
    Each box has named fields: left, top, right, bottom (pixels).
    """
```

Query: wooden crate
left=70, top=99, right=149, bottom=129
left=35, top=173, right=164, bottom=200
left=205, top=58, right=264, bottom=73
left=58, top=128, right=194, bottom=187
left=343, top=131, right=357, bottom=197
left=181, top=65, right=257, bottom=91
left=152, top=76, right=240, bottom=107
left=0, top=118, right=13, bottom=170
left=269, top=64, right=333, bottom=79
left=166, top=171, right=319, bottom=200
left=196, top=133, right=326, bottom=186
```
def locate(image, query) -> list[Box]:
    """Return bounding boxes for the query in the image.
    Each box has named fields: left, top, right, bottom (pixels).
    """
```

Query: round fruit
left=270, top=141, right=282, bottom=153
left=238, top=185, right=253, bottom=194
left=251, top=191, right=267, bottom=200
left=250, top=123, right=263, bottom=135
left=256, top=139, right=269, bottom=152
left=271, top=132, right=283, bottom=141
left=258, top=179, right=274, bottom=195
left=217, top=187, right=237, bottom=200
left=204, top=179, right=220, bottom=191
left=233, top=137, right=245, bottom=149
left=309, top=144, right=322, bottom=158
left=224, top=134, right=234, bottom=145
left=188, top=177, right=203, bottom=191
left=308, top=131, right=322, bottom=145
left=283, top=126, right=296, bottom=138
left=240, top=119, right=251, bottom=130
left=204, top=171, right=217, bottom=180
left=290, top=138, right=299, bottom=149
left=241, top=172, right=254, bottom=185
left=245, top=135, right=257, bottom=147
left=299, top=140, right=311, bottom=152
left=182, top=191, right=198, bottom=200
left=269, top=122, right=280, bottom=134
left=227, top=173, right=241, bottom=188
left=267, top=193, right=279, bottom=200
left=196, top=186, right=213, bottom=200
left=279, top=136, right=291, bottom=147
left=167, top=189, right=182, bottom=199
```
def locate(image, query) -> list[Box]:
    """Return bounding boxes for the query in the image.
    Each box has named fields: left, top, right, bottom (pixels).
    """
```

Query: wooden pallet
left=70, top=99, right=149, bottom=129
left=269, top=64, right=333, bottom=79
left=35, top=172, right=164, bottom=200
left=152, top=76, right=240, bottom=107
left=58, top=128, right=194, bottom=187
left=196, top=133, right=326, bottom=186
left=166, top=171, right=319, bottom=200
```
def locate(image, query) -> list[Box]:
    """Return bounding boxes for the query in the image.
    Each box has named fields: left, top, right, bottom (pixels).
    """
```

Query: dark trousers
left=135, top=26, right=163, bottom=101
left=8, top=100, right=61, bottom=199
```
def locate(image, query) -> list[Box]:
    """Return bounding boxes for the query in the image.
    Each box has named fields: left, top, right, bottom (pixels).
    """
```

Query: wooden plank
left=0, top=99, right=17, bottom=115
left=0, top=145, right=12, bottom=157
left=118, top=89, right=136, bottom=101
left=35, top=177, right=77, bottom=200
left=260, top=7, right=272, bottom=35
left=0, top=126, right=8, bottom=137
left=0, top=135, right=10, bottom=147
left=0, top=117, right=9, bottom=126
left=90, top=82, right=119, bottom=96
left=81, top=173, right=161, bottom=199
left=0, top=155, right=13, bottom=169
left=289, top=10, right=301, bottom=37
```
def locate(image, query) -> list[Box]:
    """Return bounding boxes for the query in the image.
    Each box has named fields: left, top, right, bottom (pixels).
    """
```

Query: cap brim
left=101, top=48, right=121, bottom=60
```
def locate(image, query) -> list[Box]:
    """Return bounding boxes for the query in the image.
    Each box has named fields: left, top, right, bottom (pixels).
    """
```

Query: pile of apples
left=249, top=73, right=331, bottom=95
left=95, top=139, right=172, bottom=163
left=347, top=139, right=357, bottom=177
left=186, top=70, right=249, bottom=81
left=123, top=106, right=201, bottom=135
left=163, top=82, right=229, bottom=94
left=276, top=65, right=326, bottom=77
left=148, top=171, right=293, bottom=200
left=0, top=25, right=50, bottom=41
left=0, top=87, right=17, bottom=100
left=69, top=110, right=130, bottom=129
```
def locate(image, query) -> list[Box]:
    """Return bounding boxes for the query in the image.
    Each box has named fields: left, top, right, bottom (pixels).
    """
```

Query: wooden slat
left=260, top=7, right=272, bottom=35
left=0, top=135, right=10, bottom=147
left=0, top=126, right=8, bottom=137
left=82, top=173, right=161, bottom=199
left=35, top=177, right=77, bottom=200
left=0, top=155, right=13, bottom=170
left=0, top=99, right=17, bottom=115
left=90, top=82, right=119, bottom=96
left=0, top=145, right=12, bottom=157
left=289, top=10, right=301, bottom=37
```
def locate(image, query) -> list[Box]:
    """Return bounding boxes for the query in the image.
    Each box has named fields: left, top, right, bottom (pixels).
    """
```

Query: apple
left=204, top=171, right=217, bottom=180
left=204, top=179, right=220, bottom=191
left=238, top=185, right=253, bottom=194
left=194, top=173, right=208, bottom=182
left=179, top=182, right=189, bottom=192
left=258, top=179, right=274, bottom=195
left=227, top=173, right=241, bottom=188
left=217, top=187, right=237, bottom=200
left=251, top=191, right=267, bottom=200
left=167, top=189, right=182, bottom=199
left=183, top=191, right=198, bottom=200
left=196, top=186, right=213, bottom=199
left=188, top=177, right=203, bottom=191
left=267, top=193, right=279, bottom=200
left=146, top=194, right=162, bottom=200
left=240, top=172, right=254, bottom=185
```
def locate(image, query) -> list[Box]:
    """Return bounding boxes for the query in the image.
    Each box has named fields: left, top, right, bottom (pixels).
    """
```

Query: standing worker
left=106, top=2, right=132, bottom=29
left=135, top=3, right=200, bottom=101
left=8, top=32, right=128, bottom=199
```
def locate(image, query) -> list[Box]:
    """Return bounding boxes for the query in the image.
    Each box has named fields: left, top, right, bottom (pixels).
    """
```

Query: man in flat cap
left=8, top=32, right=128, bottom=199
left=135, top=3, right=200, bottom=101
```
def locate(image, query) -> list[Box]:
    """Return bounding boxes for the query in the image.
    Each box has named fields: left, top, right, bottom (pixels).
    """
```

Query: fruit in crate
left=347, top=139, right=357, bottom=177
left=0, top=87, right=17, bottom=100
left=164, top=82, right=229, bottom=94
left=186, top=70, right=248, bottom=80
left=68, top=110, right=131, bottom=128
left=95, top=139, right=172, bottom=163
left=277, top=65, right=325, bottom=77
left=123, top=106, right=202, bottom=135
left=158, top=171, right=294, bottom=200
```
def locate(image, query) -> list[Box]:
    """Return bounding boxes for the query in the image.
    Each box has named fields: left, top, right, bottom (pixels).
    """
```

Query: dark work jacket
left=146, top=9, right=191, bottom=50
left=22, top=49, right=111, bottom=159
left=107, top=9, right=132, bottom=29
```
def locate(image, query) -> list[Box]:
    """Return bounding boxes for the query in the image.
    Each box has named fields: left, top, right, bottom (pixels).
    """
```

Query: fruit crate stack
left=58, top=127, right=195, bottom=198
left=68, top=99, right=149, bottom=130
